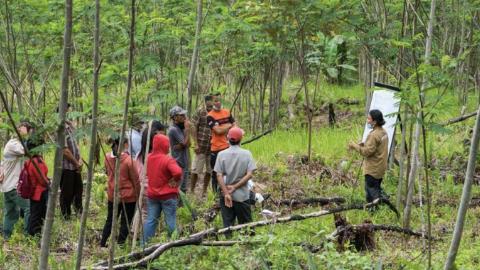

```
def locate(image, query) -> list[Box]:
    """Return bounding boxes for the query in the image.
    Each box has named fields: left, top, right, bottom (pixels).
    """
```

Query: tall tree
left=444, top=108, right=480, bottom=269
left=186, top=0, right=203, bottom=115
left=108, top=0, right=136, bottom=268
left=75, top=0, right=101, bottom=268
left=39, top=0, right=73, bottom=269
left=403, top=0, right=437, bottom=234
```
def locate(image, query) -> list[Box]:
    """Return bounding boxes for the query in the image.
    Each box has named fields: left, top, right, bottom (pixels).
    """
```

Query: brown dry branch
left=90, top=199, right=394, bottom=269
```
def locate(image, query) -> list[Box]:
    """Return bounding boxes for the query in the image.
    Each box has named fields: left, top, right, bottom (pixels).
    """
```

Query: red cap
left=227, top=127, right=244, bottom=142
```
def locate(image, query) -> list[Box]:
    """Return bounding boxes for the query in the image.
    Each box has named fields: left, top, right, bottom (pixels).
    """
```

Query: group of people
left=99, top=92, right=258, bottom=246
left=0, top=104, right=86, bottom=240
left=1, top=93, right=390, bottom=248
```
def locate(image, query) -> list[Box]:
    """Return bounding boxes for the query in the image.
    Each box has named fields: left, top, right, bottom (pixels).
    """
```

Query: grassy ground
left=1, top=84, right=479, bottom=269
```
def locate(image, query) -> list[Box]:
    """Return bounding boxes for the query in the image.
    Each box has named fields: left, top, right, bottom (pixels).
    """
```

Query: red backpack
left=17, top=161, right=34, bottom=199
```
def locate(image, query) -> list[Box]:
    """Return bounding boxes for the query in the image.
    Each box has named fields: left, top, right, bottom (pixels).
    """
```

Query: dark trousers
left=210, top=151, right=222, bottom=193
left=220, top=196, right=252, bottom=229
left=60, top=169, right=83, bottom=219
left=28, top=190, right=48, bottom=236
left=100, top=201, right=136, bottom=247
left=365, top=174, right=384, bottom=203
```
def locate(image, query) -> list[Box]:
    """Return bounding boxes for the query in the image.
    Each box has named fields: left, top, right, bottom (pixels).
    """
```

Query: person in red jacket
left=25, top=139, right=49, bottom=237
left=142, top=134, right=182, bottom=244
left=100, top=137, right=140, bottom=247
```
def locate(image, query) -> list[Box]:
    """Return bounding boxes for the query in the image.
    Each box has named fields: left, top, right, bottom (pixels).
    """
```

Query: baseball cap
left=227, top=127, right=244, bottom=142
left=169, top=106, right=187, bottom=117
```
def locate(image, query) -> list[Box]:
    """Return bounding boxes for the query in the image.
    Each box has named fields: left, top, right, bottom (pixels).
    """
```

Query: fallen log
left=442, top=111, right=478, bottom=126
left=275, top=196, right=345, bottom=207
left=89, top=199, right=395, bottom=269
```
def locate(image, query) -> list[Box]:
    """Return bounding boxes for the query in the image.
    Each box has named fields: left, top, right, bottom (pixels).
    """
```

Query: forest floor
left=1, top=84, right=480, bottom=269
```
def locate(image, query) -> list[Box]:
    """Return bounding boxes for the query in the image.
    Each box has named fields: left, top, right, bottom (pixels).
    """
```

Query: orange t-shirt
left=207, top=109, right=235, bottom=152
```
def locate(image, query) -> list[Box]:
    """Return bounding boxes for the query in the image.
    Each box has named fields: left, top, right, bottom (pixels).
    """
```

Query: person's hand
left=226, top=185, right=235, bottom=194
left=76, top=159, right=83, bottom=172
left=224, top=194, right=233, bottom=208
left=168, top=178, right=178, bottom=188
left=184, top=119, right=191, bottom=129
left=348, top=142, right=357, bottom=150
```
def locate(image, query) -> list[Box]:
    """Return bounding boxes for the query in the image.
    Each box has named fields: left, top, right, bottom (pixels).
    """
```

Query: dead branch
left=274, top=196, right=345, bottom=207
left=442, top=111, right=478, bottom=126
left=90, top=199, right=393, bottom=269
left=242, top=129, right=274, bottom=145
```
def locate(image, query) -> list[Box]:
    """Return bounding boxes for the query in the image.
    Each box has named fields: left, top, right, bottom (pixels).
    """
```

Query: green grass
left=1, top=83, right=480, bottom=269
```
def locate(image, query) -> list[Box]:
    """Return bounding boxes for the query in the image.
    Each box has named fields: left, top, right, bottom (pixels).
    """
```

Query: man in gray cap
left=167, top=106, right=190, bottom=194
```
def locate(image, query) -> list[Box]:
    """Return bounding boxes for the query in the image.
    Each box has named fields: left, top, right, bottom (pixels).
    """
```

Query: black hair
left=56, top=103, right=72, bottom=113
left=369, top=109, right=386, bottom=126
left=228, top=139, right=240, bottom=145
left=210, top=92, right=221, bottom=97
left=110, top=136, right=129, bottom=155
left=26, top=134, right=45, bottom=159
left=137, top=120, right=166, bottom=162
left=204, top=95, right=213, bottom=102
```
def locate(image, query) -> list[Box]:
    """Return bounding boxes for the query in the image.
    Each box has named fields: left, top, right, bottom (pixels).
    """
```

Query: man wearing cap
left=167, top=106, right=190, bottom=193
left=214, top=127, right=257, bottom=230
left=207, top=93, right=235, bottom=193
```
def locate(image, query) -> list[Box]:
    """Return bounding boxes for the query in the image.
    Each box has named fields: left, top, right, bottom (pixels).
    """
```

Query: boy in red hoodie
left=143, top=134, right=182, bottom=244
left=100, top=137, right=140, bottom=247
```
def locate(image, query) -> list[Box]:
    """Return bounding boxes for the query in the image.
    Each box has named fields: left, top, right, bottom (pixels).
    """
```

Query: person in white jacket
left=0, top=122, right=32, bottom=239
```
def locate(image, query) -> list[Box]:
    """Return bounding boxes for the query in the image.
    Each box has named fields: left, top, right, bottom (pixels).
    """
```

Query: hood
left=152, top=134, right=170, bottom=154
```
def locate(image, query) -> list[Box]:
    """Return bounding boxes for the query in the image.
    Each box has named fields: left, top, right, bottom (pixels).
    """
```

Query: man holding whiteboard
left=348, top=109, right=389, bottom=203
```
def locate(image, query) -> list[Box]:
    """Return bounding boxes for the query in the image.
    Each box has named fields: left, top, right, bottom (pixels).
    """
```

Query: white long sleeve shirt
left=0, top=138, right=25, bottom=193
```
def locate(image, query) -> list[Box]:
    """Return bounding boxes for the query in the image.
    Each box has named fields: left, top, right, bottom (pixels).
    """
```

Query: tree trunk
left=75, top=0, right=101, bottom=268
left=444, top=107, right=480, bottom=269
left=39, top=0, right=73, bottom=269
left=108, top=0, right=136, bottom=268
left=131, top=121, right=153, bottom=250
left=186, top=0, right=203, bottom=116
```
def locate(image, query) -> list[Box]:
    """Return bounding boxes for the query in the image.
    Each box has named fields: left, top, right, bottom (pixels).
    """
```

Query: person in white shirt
left=0, top=122, right=32, bottom=239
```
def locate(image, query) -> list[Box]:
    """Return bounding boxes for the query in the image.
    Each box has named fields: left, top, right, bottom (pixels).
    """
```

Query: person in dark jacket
left=142, top=134, right=182, bottom=244
left=100, top=137, right=140, bottom=247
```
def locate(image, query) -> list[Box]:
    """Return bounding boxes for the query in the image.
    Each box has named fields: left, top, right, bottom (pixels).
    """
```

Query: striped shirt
left=192, top=107, right=211, bottom=154
left=63, top=121, right=80, bottom=170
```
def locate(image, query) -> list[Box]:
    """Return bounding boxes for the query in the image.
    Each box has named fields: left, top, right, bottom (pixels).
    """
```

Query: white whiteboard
left=361, top=89, right=401, bottom=154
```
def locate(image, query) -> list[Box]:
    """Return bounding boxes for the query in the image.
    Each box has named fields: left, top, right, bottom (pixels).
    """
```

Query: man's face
left=18, top=125, right=29, bottom=137
left=205, top=100, right=213, bottom=112
left=213, top=96, right=222, bottom=111
left=174, top=114, right=186, bottom=124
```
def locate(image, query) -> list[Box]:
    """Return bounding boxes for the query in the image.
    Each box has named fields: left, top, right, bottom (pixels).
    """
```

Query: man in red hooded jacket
left=143, top=134, right=182, bottom=244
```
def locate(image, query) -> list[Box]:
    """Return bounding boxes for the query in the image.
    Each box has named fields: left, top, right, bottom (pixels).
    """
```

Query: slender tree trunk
left=403, top=0, right=436, bottom=236
left=108, top=1, right=136, bottom=269
left=186, top=0, right=203, bottom=116
left=39, top=0, right=73, bottom=269
left=75, top=0, right=101, bottom=268
left=444, top=108, right=480, bottom=269
left=131, top=121, right=153, bottom=250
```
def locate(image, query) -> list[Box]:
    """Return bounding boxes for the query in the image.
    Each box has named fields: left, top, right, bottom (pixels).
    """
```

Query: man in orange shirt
left=207, top=93, right=235, bottom=193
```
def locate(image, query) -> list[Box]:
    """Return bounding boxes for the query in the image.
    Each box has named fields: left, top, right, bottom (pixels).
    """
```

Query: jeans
left=365, top=174, right=385, bottom=203
left=180, top=168, right=189, bottom=194
left=100, top=201, right=136, bottom=247
left=28, top=190, right=48, bottom=236
left=210, top=151, right=220, bottom=193
left=142, top=197, right=177, bottom=244
left=60, top=169, right=83, bottom=219
left=3, top=189, right=30, bottom=239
